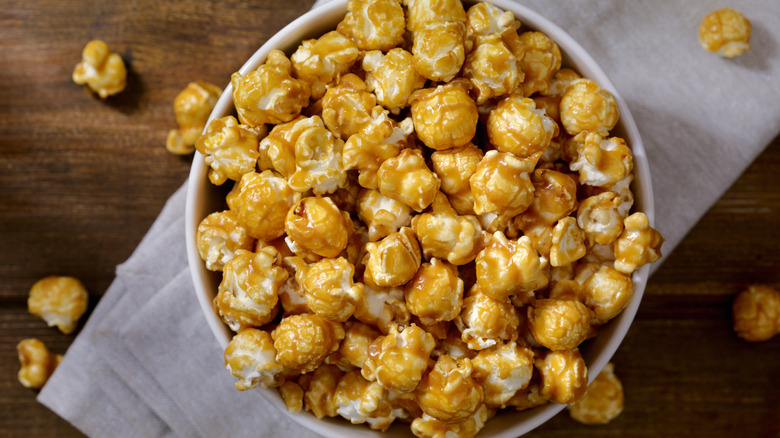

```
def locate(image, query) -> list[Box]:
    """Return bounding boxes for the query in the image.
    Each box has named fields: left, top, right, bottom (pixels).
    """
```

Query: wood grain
left=1, top=1, right=778, bottom=437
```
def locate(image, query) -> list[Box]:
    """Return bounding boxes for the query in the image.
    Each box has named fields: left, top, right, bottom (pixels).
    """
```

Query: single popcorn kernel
left=412, top=192, right=487, bottom=266
left=568, top=362, right=624, bottom=425
left=699, top=8, right=751, bottom=58
left=549, top=217, right=587, bottom=267
left=463, top=33, right=523, bottom=104
left=357, top=189, right=413, bottom=242
left=354, top=283, right=411, bottom=334
left=487, top=94, right=557, bottom=160
left=405, top=258, right=464, bottom=325
left=732, top=285, right=780, bottom=342
left=195, top=115, right=262, bottom=186
left=536, top=349, right=588, bottom=405
left=581, top=265, right=634, bottom=324
left=431, top=144, right=484, bottom=213
left=415, top=355, right=484, bottom=423
left=342, top=113, right=413, bottom=189
left=456, top=285, right=521, bottom=350
left=377, top=148, right=441, bottom=213
left=224, top=328, right=286, bottom=390
left=280, top=381, right=305, bottom=413
left=410, top=404, right=492, bottom=438
left=613, top=212, right=664, bottom=274
left=28, top=276, right=88, bottom=335
left=232, top=49, right=311, bottom=126
left=362, top=324, right=436, bottom=392
left=226, top=170, right=301, bottom=241
left=569, top=131, right=633, bottom=188
left=302, top=364, right=344, bottom=418
left=258, top=116, right=321, bottom=179
left=72, top=39, right=126, bottom=99
left=166, top=81, right=222, bottom=155
left=409, top=80, right=479, bottom=151
left=340, top=321, right=383, bottom=369
left=528, top=299, right=594, bottom=351
left=291, top=30, right=360, bottom=100
left=471, top=342, right=534, bottom=407
left=285, top=196, right=352, bottom=259
left=332, top=370, right=398, bottom=430
left=272, top=314, right=345, bottom=373
left=287, top=123, right=347, bottom=195
left=302, top=257, right=364, bottom=322
left=517, top=31, right=562, bottom=97
left=17, top=338, right=61, bottom=389
left=475, top=233, right=548, bottom=302
left=363, top=227, right=422, bottom=288
left=560, top=79, right=619, bottom=136
left=322, top=73, right=380, bottom=140
left=363, top=49, right=427, bottom=115
left=214, top=247, right=288, bottom=331
left=337, top=0, right=406, bottom=51
left=196, top=210, right=254, bottom=271
left=470, top=150, right=536, bottom=218
left=411, top=21, right=467, bottom=83
left=515, top=169, right=579, bottom=231
left=577, top=191, right=625, bottom=246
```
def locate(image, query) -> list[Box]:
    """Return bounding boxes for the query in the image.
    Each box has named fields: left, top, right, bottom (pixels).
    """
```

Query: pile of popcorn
left=192, top=0, right=665, bottom=435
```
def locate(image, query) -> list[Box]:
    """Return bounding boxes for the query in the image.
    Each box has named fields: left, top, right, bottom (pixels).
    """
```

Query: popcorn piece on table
left=699, top=8, right=751, bottom=58
left=224, top=328, right=286, bottom=390
left=272, top=315, right=345, bottom=374
left=214, top=247, right=287, bottom=331
left=302, top=257, right=364, bottom=322
left=291, top=30, right=359, bottom=100
left=231, top=50, right=310, bottom=126
left=527, top=298, right=594, bottom=351
left=569, top=131, right=633, bottom=188
left=72, top=39, right=126, bottom=99
left=415, top=355, right=484, bottom=423
left=357, top=189, right=413, bottom=242
left=536, top=348, right=588, bottom=405
left=517, top=31, right=561, bottom=97
left=550, top=216, right=587, bottom=267
left=560, top=79, right=619, bottom=136
left=362, top=324, right=436, bottom=393
left=404, top=258, right=464, bottom=326
left=28, top=276, right=88, bottom=335
left=470, top=150, right=536, bottom=219
left=613, top=212, right=664, bottom=274
left=568, top=362, right=624, bottom=425
left=487, top=93, right=557, bottom=160
left=337, top=0, right=406, bottom=51
left=363, top=48, right=427, bottom=115
left=196, top=210, right=254, bottom=271
left=409, top=80, right=479, bottom=151
left=195, top=115, right=262, bottom=185
left=456, top=284, right=521, bottom=350
left=732, top=285, right=780, bottom=342
left=377, top=148, right=441, bottom=213
left=166, top=81, right=222, bottom=155
left=471, top=341, right=534, bottom=407
left=17, top=338, right=62, bottom=389
left=342, top=112, right=413, bottom=189
left=475, top=233, right=548, bottom=302
left=581, top=265, right=634, bottom=325
left=363, top=227, right=422, bottom=288
left=285, top=196, right=352, bottom=259
left=226, top=170, right=301, bottom=241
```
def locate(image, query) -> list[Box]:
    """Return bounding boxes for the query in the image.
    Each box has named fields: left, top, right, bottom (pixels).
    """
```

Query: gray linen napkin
left=39, top=0, right=780, bottom=437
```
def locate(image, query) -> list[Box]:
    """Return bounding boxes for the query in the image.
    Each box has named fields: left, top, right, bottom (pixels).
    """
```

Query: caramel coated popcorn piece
left=322, top=73, right=379, bottom=140
left=550, top=216, right=587, bottom=267
left=338, top=0, right=406, bottom=51
left=166, top=81, right=222, bottom=155
left=470, top=150, right=535, bottom=218
left=431, top=144, right=484, bottom=215
left=412, top=192, right=487, bottom=266
left=287, top=122, right=347, bottom=195
left=280, top=381, right=305, bottom=413
left=517, top=31, right=561, bottom=97
left=487, top=94, right=557, bottom=160
left=463, top=33, right=523, bottom=104
left=560, top=79, right=619, bottom=136
left=475, top=233, right=548, bottom=302
left=272, top=314, right=345, bottom=373
left=471, top=342, right=534, bottom=407
left=303, top=257, right=364, bottom=322
left=581, top=265, right=634, bottom=324
left=409, top=81, right=479, bottom=151
left=410, top=404, right=492, bottom=438
left=357, top=189, right=413, bottom=242
left=536, top=349, right=588, bottom=405
left=407, top=0, right=468, bottom=83
left=363, top=49, right=427, bottom=115
left=339, top=321, right=382, bottom=369
left=302, top=364, right=344, bottom=418
left=72, top=39, right=126, bottom=98
left=342, top=113, right=413, bottom=189
left=377, top=148, right=441, bottom=213
left=17, top=338, right=61, bottom=389
left=291, top=30, right=360, bottom=100
left=224, top=328, right=286, bottom=390
left=568, top=362, right=624, bottom=425
left=196, top=210, right=254, bottom=271
left=364, top=227, right=422, bottom=288
left=528, top=299, right=594, bottom=351
left=569, top=131, right=633, bottom=188
left=354, top=283, right=410, bottom=333
left=332, top=370, right=399, bottom=430
left=733, top=285, right=780, bottom=342
left=415, top=355, right=484, bottom=423
left=232, top=50, right=310, bottom=126
left=285, top=196, right=352, bottom=259
left=28, top=276, right=88, bottom=335
left=195, top=115, right=262, bottom=185
left=514, top=169, right=579, bottom=232
left=404, top=258, right=464, bottom=325
left=577, top=191, right=625, bottom=246
left=699, top=8, right=751, bottom=58
left=226, top=170, right=301, bottom=240
left=362, top=324, right=436, bottom=392
left=456, top=285, right=521, bottom=350
left=613, top=212, right=664, bottom=274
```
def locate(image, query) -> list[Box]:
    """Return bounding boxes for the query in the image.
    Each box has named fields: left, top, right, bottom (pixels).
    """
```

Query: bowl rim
left=185, top=1, right=654, bottom=436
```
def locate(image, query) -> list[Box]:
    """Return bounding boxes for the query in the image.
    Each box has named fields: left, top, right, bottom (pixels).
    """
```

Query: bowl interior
left=185, top=1, right=654, bottom=436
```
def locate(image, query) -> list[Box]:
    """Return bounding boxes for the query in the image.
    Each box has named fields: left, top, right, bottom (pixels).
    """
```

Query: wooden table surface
left=1, top=1, right=778, bottom=437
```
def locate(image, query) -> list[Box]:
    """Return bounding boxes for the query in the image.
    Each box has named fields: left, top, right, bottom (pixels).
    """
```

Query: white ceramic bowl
left=186, top=1, right=654, bottom=436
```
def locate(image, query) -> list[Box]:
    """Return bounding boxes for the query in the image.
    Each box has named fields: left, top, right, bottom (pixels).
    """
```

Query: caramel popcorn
left=412, top=193, right=487, bottom=266
left=581, top=265, right=634, bottom=324
left=339, top=321, right=382, bottom=368
left=517, top=31, right=561, bottom=97
left=338, top=0, right=406, bottom=51
left=577, top=191, right=625, bottom=246
left=409, top=81, right=479, bottom=151
left=732, top=285, right=780, bottom=342
left=357, top=189, right=413, bottom=242
left=291, top=30, right=360, bottom=100
left=362, top=324, right=436, bottom=392
left=505, top=381, right=547, bottom=411
left=568, top=362, right=624, bottom=425
left=17, top=338, right=61, bottom=389
left=322, top=74, right=380, bottom=140
left=342, top=113, right=413, bottom=189
left=377, top=148, right=441, bottom=213
left=285, top=196, right=352, bottom=259
left=196, top=210, right=254, bottom=271
left=287, top=122, right=347, bottom=194
left=410, top=20, right=467, bottom=83
left=569, top=131, right=633, bottom=188
left=463, top=33, right=523, bottom=104
left=470, top=150, right=535, bottom=219
left=280, top=381, right=305, bottom=413
left=354, top=283, right=410, bottom=333
left=364, top=227, right=422, bottom=288
left=273, top=314, right=345, bottom=373
left=456, top=285, right=520, bottom=350
left=258, top=116, right=320, bottom=179
left=471, top=342, right=534, bottom=407
left=410, top=404, right=492, bottom=438
left=28, top=276, right=88, bottom=335
left=475, top=233, right=548, bottom=302
left=514, top=169, right=578, bottom=231
left=72, top=39, right=126, bottom=98
left=195, top=115, right=262, bottom=185
left=166, top=81, right=222, bottom=155
left=613, top=212, right=664, bottom=274
left=542, top=68, right=582, bottom=98
left=302, top=364, right=343, bottom=418
left=487, top=94, right=557, bottom=160
left=226, top=170, right=301, bottom=240
left=363, top=49, right=427, bottom=115
left=332, top=370, right=399, bottom=430
left=415, top=355, right=484, bottom=422
left=232, top=50, right=311, bottom=126
left=431, top=144, right=484, bottom=215
left=536, top=349, right=588, bottom=404
left=214, top=247, right=287, bottom=331
left=224, top=328, right=286, bottom=390
left=549, top=216, right=587, bottom=267
left=560, top=79, right=619, bottom=136
left=405, top=258, right=464, bottom=325
left=303, top=257, right=364, bottom=322
left=699, top=8, right=751, bottom=58
left=528, top=299, right=594, bottom=351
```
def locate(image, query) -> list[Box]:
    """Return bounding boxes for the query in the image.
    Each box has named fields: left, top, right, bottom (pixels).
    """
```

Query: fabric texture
left=39, top=1, right=780, bottom=437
